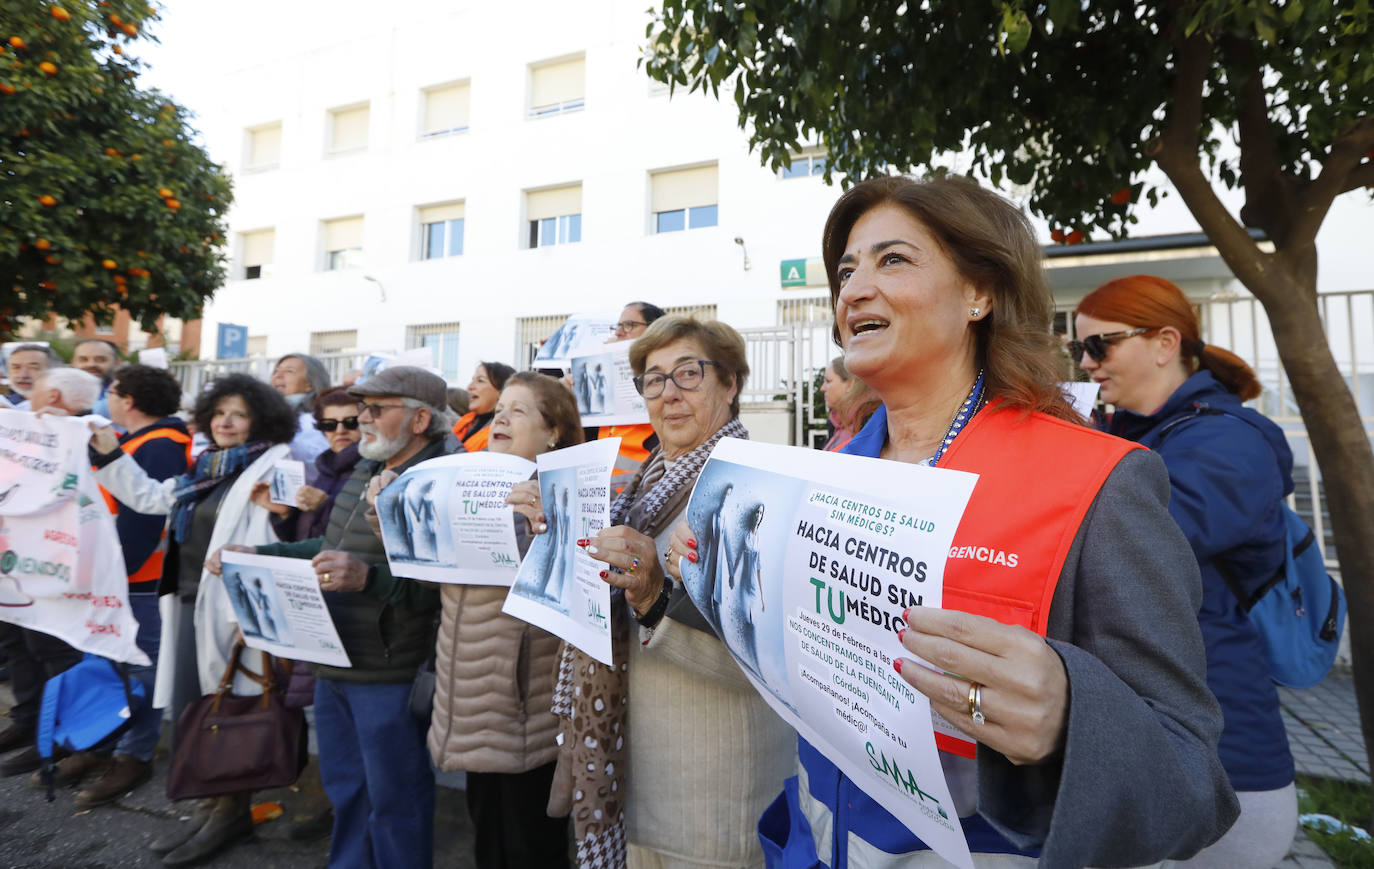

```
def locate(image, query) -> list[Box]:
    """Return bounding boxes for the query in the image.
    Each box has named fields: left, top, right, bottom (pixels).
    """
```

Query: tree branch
left=1224, top=36, right=1291, bottom=238
left=1290, top=116, right=1374, bottom=248
left=1152, top=32, right=1275, bottom=291
left=1342, top=162, right=1374, bottom=195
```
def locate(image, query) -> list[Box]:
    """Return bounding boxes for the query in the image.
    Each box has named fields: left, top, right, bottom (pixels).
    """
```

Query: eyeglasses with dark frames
left=633, top=360, right=721, bottom=399
left=315, top=416, right=360, bottom=432
left=357, top=402, right=409, bottom=419
left=1067, top=327, right=1159, bottom=364
left=615, top=320, right=649, bottom=334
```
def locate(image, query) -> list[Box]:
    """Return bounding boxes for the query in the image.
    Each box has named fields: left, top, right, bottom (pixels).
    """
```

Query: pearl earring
left=970, top=307, right=982, bottom=318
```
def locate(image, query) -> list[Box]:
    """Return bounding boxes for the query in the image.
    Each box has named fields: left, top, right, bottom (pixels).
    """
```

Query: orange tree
left=0, top=1, right=231, bottom=337
left=645, top=0, right=1374, bottom=801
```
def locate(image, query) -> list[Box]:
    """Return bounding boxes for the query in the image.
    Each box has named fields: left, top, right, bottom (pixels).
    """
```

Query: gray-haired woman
left=271, top=353, right=332, bottom=466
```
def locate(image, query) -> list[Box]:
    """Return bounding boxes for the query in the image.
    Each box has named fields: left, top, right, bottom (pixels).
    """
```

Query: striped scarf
left=169, top=440, right=272, bottom=544
left=552, top=417, right=747, bottom=869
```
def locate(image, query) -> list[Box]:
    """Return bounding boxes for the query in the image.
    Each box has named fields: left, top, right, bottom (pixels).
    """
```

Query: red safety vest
left=99, top=427, right=194, bottom=586
left=934, top=406, right=1142, bottom=757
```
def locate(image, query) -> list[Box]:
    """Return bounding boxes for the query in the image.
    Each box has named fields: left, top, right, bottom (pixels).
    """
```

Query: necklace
left=930, top=369, right=985, bottom=467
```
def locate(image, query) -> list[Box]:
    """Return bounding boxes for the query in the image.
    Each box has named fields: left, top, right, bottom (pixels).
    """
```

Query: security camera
left=734, top=237, right=744, bottom=245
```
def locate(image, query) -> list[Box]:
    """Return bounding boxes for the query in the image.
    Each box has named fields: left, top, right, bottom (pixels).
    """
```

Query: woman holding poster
left=1075, top=275, right=1298, bottom=867
left=91, top=373, right=297, bottom=865
left=668, top=177, right=1238, bottom=868
left=556, top=317, right=795, bottom=869
left=426, top=372, right=583, bottom=869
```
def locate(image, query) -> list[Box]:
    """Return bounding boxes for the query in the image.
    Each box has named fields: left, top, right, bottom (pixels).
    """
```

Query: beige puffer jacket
left=428, top=582, right=561, bottom=774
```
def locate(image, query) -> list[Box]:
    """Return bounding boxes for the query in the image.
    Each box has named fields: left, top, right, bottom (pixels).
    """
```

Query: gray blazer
left=979, top=448, right=1240, bottom=866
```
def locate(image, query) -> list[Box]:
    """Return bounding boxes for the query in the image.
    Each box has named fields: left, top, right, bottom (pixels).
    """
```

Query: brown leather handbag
left=166, top=641, right=308, bottom=799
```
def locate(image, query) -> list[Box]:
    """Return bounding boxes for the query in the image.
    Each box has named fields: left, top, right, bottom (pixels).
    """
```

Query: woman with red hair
left=1075, top=274, right=1297, bottom=868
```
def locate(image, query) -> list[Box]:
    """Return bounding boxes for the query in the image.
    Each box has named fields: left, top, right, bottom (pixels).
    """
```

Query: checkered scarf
left=551, top=417, right=747, bottom=869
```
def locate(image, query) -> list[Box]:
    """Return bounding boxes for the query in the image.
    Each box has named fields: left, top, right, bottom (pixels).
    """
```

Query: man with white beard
left=208, top=366, right=450, bottom=869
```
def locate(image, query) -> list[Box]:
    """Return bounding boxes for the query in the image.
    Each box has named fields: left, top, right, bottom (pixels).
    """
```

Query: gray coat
left=977, top=448, right=1240, bottom=866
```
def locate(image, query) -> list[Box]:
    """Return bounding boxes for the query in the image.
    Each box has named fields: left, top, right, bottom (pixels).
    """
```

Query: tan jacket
left=428, top=583, right=561, bottom=774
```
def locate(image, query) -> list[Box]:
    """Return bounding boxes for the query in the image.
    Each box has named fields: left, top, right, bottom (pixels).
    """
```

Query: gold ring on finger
left=968, top=682, right=985, bottom=725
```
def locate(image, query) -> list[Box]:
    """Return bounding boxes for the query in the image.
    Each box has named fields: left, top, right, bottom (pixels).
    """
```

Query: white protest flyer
left=219, top=550, right=351, bottom=667
left=377, top=452, right=535, bottom=585
left=0, top=411, right=148, bottom=664
left=269, top=459, right=306, bottom=506
left=1060, top=381, right=1101, bottom=420
left=502, top=438, right=620, bottom=665
left=532, top=315, right=617, bottom=368
left=569, top=341, right=650, bottom=427
left=681, top=438, right=978, bottom=869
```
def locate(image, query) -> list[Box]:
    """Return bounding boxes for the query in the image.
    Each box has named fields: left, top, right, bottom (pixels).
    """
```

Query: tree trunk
left=1224, top=260, right=1374, bottom=821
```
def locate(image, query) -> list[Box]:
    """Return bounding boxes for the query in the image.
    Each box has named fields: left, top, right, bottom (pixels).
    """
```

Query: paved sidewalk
left=1277, top=671, right=1367, bottom=868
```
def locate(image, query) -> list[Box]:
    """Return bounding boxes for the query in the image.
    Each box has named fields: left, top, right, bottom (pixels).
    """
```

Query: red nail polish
left=687, top=551, right=698, bottom=563
left=576, top=538, right=590, bottom=548
left=599, top=570, right=608, bottom=579
left=687, top=538, right=697, bottom=550
left=902, top=607, right=912, bottom=622
left=898, top=628, right=906, bottom=643
left=893, top=658, right=903, bottom=674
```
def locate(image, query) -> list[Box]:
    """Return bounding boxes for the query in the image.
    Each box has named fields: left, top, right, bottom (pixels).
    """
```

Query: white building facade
left=197, top=0, right=853, bottom=384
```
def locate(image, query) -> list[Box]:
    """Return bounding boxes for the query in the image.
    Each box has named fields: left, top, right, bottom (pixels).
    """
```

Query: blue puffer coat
left=1107, top=370, right=1295, bottom=791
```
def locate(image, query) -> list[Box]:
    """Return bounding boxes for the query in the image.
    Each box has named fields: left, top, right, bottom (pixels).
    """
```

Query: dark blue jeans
left=314, top=678, right=434, bottom=869
left=114, top=592, right=161, bottom=761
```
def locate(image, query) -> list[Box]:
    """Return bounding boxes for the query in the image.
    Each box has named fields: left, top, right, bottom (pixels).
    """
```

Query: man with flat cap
left=210, top=366, right=450, bottom=869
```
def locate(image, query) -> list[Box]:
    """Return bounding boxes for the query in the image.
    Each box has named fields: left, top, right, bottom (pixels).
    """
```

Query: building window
left=328, top=103, right=369, bottom=153
left=322, top=216, right=364, bottom=271
left=310, top=330, right=358, bottom=356
left=529, top=56, right=585, bottom=118
left=780, top=152, right=827, bottom=179
left=525, top=185, right=582, bottom=248
left=421, top=81, right=470, bottom=138
left=651, top=164, right=719, bottom=233
left=419, top=203, right=465, bottom=259
left=239, top=229, right=274, bottom=280
left=244, top=123, right=281, bottom=170
left=516, top=314, right=570, bottom=367
left=406, top=322, right=462, bottom=380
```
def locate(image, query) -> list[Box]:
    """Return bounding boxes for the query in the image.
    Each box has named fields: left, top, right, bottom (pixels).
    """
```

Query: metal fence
left=168, top=291, right=1373, bottom=566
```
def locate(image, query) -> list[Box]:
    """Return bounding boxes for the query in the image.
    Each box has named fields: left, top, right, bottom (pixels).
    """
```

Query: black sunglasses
left=315, top=416, right=360, bottom=432
left=1068, top=327, right=1158, bottom=364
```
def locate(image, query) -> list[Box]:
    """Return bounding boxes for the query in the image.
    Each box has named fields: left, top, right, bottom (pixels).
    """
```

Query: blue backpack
left=36, top=653, right=146, bottom=801
left=1156, top=405, right=1346, bottom=689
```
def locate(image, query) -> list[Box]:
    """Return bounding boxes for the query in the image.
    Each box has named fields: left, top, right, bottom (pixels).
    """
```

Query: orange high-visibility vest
left=99, top=427, right=194, bottom=585
left=452, top=412, right=491, bottom=453
left=933, top=406, right=1141, bottom=757
left=598, top=423, right=655, bottom=494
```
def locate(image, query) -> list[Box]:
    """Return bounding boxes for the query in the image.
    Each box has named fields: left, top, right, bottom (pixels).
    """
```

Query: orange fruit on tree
left=8, top=37, right=25, bottom=49
left=51, top=6, right=71, bottom=21
left=45, top=255, right=61, bottom=265
left=1050, top=228, right=1066, bottom=243
left=112, top=45, right=122, bottom=55
left=39, top=280, right=56, bottom=290
left=1066, top=229, right=1085, bottom=245
left=109, top=12, right=122, bottom=25
left=104, top=146, right=120, bottom=156
left=38, top=61, right=58, bottom=76
left=34, top=238, right=51, bottom=250
left=157, top=187, right=173, bottom=198
left=165, top=198, right=181, bottom=210
left=0, top=84, right=14, bottom=95
left=102, top=259, right=117, bottom=269
left=122, top=22, right=137, bottom=36
left=38, top=194, right=57, bottom=206
left=130, top=153, right=140, bottom=160
left=161, top=138, right=173, bottom=146
left=1110, top=188, right=1131, bottom=205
